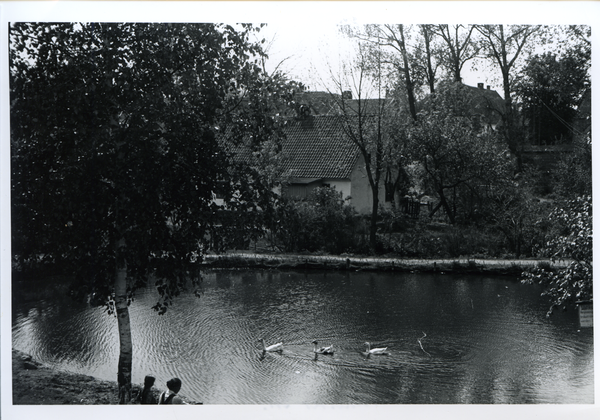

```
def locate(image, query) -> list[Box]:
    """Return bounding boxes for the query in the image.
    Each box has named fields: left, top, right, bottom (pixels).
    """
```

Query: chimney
left=342, top=90, right=352, bottom=100
left=477, top=83, right=484, bottom=90
left=487, top=85, right=491, bottom=90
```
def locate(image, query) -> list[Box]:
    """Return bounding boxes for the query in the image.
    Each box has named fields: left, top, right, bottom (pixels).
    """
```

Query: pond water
left=12, top=270, right=594, bottom=404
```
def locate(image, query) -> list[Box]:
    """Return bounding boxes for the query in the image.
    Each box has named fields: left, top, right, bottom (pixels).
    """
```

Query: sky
left=2, top=2, right=596, bottom=96
left=258, top=22, right=355, bottom=92
left=235, top=3, right=595, bottom=99
left=258, top=20, right=498, bottom=96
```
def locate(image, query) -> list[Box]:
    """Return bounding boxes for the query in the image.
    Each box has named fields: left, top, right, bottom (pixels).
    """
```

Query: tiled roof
left=281, top=115, right=360, bottom=179
left=416, top=83, right=505, bottom=125
left=461, top=84, right=505, bottom=123
left=297, top=91, right=391, bottom=116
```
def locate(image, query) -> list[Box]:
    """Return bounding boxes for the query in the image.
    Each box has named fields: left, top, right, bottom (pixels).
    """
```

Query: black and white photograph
left=1, top=1, right=597, bottom=419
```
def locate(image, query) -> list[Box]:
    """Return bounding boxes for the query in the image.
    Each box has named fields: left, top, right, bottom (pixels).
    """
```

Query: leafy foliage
left=522, top=196, right=592, bottom=315
left=273, top=187, right=362, bottom=254
left=486, top=180, right=554, bottom=258
left=514, top=51, right=590, bottom=145
left=10, top=22, right=301, bottom=402
left=408, top=82, right=513, bottom=224
left=10, top=22, right=296, bottom=310
left=378, top=221, right=507, bottom=259
left=552, top=135, right=592, bottom=198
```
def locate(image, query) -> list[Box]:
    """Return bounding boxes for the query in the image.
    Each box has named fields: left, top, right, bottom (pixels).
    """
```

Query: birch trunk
left=115, top=238, right=132, bottom=404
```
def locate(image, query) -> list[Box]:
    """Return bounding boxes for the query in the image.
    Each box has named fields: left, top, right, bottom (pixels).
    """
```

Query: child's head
left=166, top=377, right=182, bottom=393
left=144, top=375, right=155, bottom=388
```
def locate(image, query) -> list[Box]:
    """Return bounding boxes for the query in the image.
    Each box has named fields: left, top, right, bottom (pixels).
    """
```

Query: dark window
left=384, top=181, right=394, bottom=202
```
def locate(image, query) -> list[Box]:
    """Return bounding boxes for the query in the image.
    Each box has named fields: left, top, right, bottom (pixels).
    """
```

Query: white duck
left=364, top=342, right=389, bottom=355
left=260, top=338, right=283, bottom=352
left=312, top=340, right=334, bottom=355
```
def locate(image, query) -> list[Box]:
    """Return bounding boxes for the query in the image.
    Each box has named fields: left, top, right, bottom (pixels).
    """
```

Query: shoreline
left=11, top=349, right=198, bottom=405
left=12, top=349, right=120, bottom=405
left=202, top=252, right=570, bottom=275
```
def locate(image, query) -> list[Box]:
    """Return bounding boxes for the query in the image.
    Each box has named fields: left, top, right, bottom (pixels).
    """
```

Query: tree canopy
left=514, top=50, right=590, bottom=145
left=10, top=22, right=297, bottom=402
left=409, top=82, right=513, bottom=224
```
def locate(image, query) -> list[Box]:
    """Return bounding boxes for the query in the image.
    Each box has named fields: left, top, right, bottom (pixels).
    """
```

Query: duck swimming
left=312, top=340, right=334, bottom=355
left=364, top=342, right=389, bottom=355
left=260, top=338, right=283, bottom=352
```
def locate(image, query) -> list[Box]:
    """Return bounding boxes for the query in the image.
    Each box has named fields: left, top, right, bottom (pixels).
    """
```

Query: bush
left=522, top=196, right=592, bottom=315
left=483, top=181, right=556, bottom=258
left=377, top=221, right=508, bottom=258
left=272, top=187, right=363, bottom=254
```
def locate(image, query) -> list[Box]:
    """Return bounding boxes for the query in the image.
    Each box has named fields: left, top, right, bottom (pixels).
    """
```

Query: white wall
left=322, top=179, right=352, bottom=202
left=349, top=155, right=392, bottom=215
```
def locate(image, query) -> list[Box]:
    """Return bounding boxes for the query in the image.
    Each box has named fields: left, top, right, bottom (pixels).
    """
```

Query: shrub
left=272, top=187, right=361, bottom=254
left=376, top=221, right=509, bottom=259
left=522, top=196, right=592, bottom=315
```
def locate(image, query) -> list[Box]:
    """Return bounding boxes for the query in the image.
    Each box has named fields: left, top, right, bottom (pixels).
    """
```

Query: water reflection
left=12, top=270, right=593, bottom=404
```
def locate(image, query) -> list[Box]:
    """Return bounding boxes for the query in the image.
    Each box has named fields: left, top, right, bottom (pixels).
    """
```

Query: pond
left=12, top=269, right=594, bottom=404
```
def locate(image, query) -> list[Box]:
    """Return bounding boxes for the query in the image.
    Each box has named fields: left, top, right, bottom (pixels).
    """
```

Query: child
left=139, top=375, right=158, bottom=404
left=158, top=377, right=184, bottom=404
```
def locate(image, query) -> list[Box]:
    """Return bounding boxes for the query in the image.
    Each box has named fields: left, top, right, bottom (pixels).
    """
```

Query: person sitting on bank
left=139, top=375, right=158, bottom=405
left=158, top=377, right=185, bottom=404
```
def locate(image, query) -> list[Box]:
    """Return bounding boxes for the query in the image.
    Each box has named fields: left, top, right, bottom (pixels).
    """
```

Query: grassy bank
left=12, top=349, right=120, bottom=405
left=203, top=252, right=568, bottom=276
left=11, top=350, right=201, bottom=405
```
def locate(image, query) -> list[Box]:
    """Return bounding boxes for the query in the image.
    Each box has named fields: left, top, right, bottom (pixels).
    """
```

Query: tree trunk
left=439, top=189, right=455, bottom=224
left=421, top=25, right=436, bottom=93
left=453, top=57, right=461, bottom=83
left=370, top=187, right=379, bottom=250
left=398, top=25, right=418, bottom=121
left=501, top=68, right=523, bottom=171
left=115, top=238, right=132, bottom=404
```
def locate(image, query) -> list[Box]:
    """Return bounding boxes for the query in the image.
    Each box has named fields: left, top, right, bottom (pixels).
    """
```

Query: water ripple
left=11, top=270, right=594, bottom=404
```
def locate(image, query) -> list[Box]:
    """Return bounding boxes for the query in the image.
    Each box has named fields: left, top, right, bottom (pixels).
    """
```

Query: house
left=416, top=82, right=505, bottom=132
left=223, top=84, right=504, bottom=216
left=280, top=114, right=389, bottom=214
left=461, top=83, right=505, bottom=131
left=279, top=84, right=502, bottom=215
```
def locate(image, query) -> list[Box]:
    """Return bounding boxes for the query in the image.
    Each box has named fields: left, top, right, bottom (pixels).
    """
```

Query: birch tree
left=10, top=22, right=290, bottom=403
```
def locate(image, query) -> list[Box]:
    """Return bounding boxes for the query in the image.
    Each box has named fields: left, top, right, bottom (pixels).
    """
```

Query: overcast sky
left=258, top=22, right=354, bottom=92
left=3, top=1, right=596, bottom=96
left=258, top=21, right=497, bottom=95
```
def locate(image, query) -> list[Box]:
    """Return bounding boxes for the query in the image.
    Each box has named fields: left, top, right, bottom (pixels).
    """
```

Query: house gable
left=461, top=83, right=505, bottom=128
left=279, top=115, right=365, bottom=205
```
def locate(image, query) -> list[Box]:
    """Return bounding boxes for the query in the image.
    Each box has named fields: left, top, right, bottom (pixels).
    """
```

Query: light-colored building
left=280, top=115, right=388, bottom=214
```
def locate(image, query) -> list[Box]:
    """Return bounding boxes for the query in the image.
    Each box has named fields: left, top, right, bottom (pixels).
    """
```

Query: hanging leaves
left=522, top=196, right=592, bottom=315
